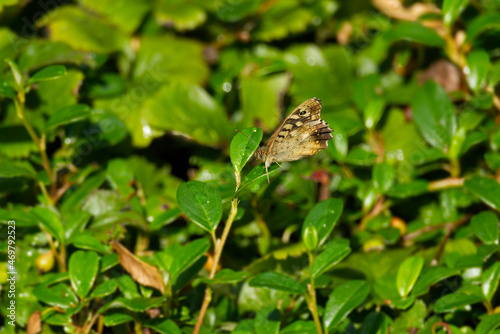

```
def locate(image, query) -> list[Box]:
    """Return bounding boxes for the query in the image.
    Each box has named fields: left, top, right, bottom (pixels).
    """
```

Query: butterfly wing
left=264, top=98, right=332, bottom=163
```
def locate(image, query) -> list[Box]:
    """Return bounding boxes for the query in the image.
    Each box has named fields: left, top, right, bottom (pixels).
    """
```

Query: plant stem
left=307, top=252, right=323, bottom=334
left=193, top=190, right=239, bottom=334
left=428, top=177, right=464, bottom=192
left=15, top=96, right=55, bottom=200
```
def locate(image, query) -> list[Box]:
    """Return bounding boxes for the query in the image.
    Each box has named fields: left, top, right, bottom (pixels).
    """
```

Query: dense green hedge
left=1, top=0, right=500, bottom=333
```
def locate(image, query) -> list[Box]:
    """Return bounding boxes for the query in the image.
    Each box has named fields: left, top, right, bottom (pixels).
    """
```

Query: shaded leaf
left=471, top=211, right=499, bottom=244
left=324, top=280, right=371, bottom=329
left=311, top=239, right=351, bottom=279
left=465, top=177, right=500, bottom=210
left=249, top=271, right=306, bottom=294
left=44, top=104, right=91, bottom=131
left=396, top=255, right=424, bottom=298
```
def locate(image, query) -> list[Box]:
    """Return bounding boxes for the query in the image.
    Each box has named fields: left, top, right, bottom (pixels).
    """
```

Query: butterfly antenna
left=235, top=129, right=260, bottom=147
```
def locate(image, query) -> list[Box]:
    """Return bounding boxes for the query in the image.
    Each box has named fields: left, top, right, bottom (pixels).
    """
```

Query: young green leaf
left=482, top=262, right=500, bottom=303
left=302, top=198, right=343, bottom=247
left=396, top=255, right=424, bottom=298
left=465, top=177, right=500, bottom=210
left=249, top=272, right=306, bottom=294
left=230, top=127, right=263, bottom=173
left=44, top=104, right=91, bottom=131
left=69, top=251, right=99, bottom=298
left=411, top=81, right=456, bottom=152
left=203, top=269, right=248, bottom=285
left=144, top=319, right=182, bottom=334
left=302, top=225, right=319, bottom=251
left=324, top=280, right=371, bottom=330
left=28, top=65, right=67, bottom=84
left=471, top=211, right=499, bottom=245
left=177, top=181, right=223, bottom=232
left=4, top=58, right=23, bottom=90
left=240, top=164, right=280, bottom=189
left=311, top=239, right=351, bottom=279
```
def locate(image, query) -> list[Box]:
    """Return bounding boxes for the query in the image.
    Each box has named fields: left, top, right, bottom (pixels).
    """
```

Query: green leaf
left=311, top=239, right=351, bottom=279
left=69, top=251, right=99, bottom=298
left=103, top=312, right=134, bottom=326
left=476, top=314, right=500, bottom=334
left=324, top=280, right=371, bottom=330
left=302, top=198, right=343, bottom=247
left=28, top=65, right=67, bottom=84
left=32, top=207, right=65, bottom=244
left=60, top=172, right=107, bottom=215
left=411, top=267, right=460, bottom=297
left=373, top=162, right=395, bottom=193
left=396, top=255, right=424, bottom=298
left=177, top=181, right=223, bottom=232
left=134, top=35, right=209, bottom=86
left=433, top=292, right=483, bottom=313
left=0, top=160, right=36, bottom=179
left=0, top=79, right=16, bottom=99
left=168, top=238, right=210, bottom=281
left=106, top=158, right=134, bottom=197
left=386, top=180, right=429, bottom=199
left=482, top=262, right=500, bottom=303
left=144, top=319, right=182, bottom=334
left=240, top=164, right=280, bottom=188
left=239, top=73, right=290, bottom=130
left=33, top=283, right=79, bottom=309
left=361, top=312, right=391, bottom=334
left=466, top=50, right=490, bottom=91
left=466, top=13, right=500, bottom=43
left=249, top=272, right=306, bottom=294
left=36, top=5, right=128, bottom=53
left=363, top=97, right=385, bottom=130
left=411, top=81, right=456, bottom=151
left=143, top=83, right=232, bottom=146
left=203, top=269, right=248, bottom=285
left=150, top=208, right=182, bottom=231
left=254, top=2, right=313, bottom=41
left=471, top=211, right=499, bottom=245
left=154, top=0, right=206, bottom=31
left=44, top=104, right=91, bottom=131
left=465, top=177, right=500, bottom=210
left=345, top=146, right=377, bottom=166
left=4, top=58, right=23, bottom=90
left=302, top=225, right=319, bottom=251
left=383, top=22, right=445, bottom=47
left=90, top=279, right=118, bottom=299
left=230, top=127, right=263, bottom=174
left=68, top=232, right=109, bottom=253
left=442, top=0, right=470, bottom=26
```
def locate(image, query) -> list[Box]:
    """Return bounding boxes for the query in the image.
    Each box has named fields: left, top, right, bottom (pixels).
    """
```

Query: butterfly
left=254, top=97, right=333, bottom=182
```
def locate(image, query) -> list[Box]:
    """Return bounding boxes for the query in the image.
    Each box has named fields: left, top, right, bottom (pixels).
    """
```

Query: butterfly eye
left=299, top=110, right=306, bottom=116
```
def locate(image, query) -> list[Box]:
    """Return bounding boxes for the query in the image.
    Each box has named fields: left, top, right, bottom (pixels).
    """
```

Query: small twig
left=431, top=322, right=452, bottom=334
left=427, top=177, right=464, bottom=192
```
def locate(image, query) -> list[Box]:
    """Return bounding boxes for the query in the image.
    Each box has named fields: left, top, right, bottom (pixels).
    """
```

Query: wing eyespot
left=299, top=110, right=306, bottom=116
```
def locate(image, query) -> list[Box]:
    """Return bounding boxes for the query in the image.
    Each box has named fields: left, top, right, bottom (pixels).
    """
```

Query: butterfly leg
left=275, top=162, right=284, bottom=170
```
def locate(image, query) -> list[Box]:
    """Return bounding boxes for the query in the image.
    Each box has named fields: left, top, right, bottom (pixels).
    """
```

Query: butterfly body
left=255, top=97, right=333, bottom=182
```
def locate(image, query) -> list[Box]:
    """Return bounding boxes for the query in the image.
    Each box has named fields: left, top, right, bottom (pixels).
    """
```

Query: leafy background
left=1, top=0, right=500, bottom=333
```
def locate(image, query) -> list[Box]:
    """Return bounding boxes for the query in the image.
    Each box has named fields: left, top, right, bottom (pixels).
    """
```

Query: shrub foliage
left=1, top=0, right=500, bottom=333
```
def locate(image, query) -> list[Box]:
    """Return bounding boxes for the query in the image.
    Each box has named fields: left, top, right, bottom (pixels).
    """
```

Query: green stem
left=193, top=173, right=241, bottom=334
left=307, top=252, right=323, bottom=334
left=15, top=95, right=55, bottom=199
left=449, top=158, right=461, bottom=178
